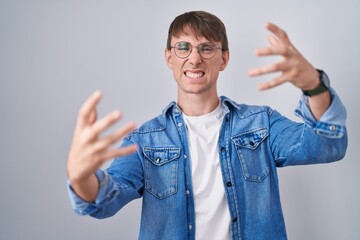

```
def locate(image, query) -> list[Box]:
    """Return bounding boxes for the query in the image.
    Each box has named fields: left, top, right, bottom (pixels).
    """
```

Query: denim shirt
left=68, top=88, right=347, bottom=240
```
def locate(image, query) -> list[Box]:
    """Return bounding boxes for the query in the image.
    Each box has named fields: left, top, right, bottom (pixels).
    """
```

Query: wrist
left=94, top=169, right=108, bottom=189
left=302, top=69, right=330, bottom=97
left=302, top=70, right=321, bottom=90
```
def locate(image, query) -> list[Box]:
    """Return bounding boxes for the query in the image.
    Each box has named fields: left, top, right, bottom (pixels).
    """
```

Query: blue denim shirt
left=68, top=88, right=347, bottom=240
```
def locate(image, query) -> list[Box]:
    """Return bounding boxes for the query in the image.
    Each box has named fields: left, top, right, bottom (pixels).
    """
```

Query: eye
left=200, top=43, right=215, bottom=53
left=176, top=42, right=191, bottom=51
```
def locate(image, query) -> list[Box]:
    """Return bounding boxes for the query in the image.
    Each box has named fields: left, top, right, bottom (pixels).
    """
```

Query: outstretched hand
left=67, top=91, right=138, bottom=185
left=248, top=22, right=320, bottom=91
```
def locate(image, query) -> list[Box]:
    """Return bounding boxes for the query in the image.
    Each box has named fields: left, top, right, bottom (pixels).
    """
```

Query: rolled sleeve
left=295, top=87, right=347, bottom=138
left=67, top=169, right=119, bottom=216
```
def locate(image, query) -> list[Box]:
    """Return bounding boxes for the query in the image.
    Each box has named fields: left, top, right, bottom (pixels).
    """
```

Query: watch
left=302, top=69, right=330, bottom=96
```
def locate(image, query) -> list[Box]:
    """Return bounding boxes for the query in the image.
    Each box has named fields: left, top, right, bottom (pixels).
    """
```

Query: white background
left=0, top=0, right=359, bottom=239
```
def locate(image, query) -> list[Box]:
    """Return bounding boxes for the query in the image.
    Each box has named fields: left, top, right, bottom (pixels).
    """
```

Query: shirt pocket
left=232, top=128, right=270, bottom=182
left=143, top=147, right=180, bottom=199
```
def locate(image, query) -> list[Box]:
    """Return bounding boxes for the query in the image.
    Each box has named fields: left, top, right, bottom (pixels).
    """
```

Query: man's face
left=165, top=27, right=229, bottom=97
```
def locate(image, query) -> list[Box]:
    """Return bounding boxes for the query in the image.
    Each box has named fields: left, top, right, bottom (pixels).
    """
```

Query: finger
left=257, top=74, right=288, bottom=91
left=92, top=122, right=137, bottom=152
left=255, top=46, right=286, bottom=57
left=103, top=122, right=137, bottom=146
left=78, top=90, right=102, bottom=128
left=89, top=110, right=123, bottom=139
left=88, top=110, right=97, bottom=125
left=248, top=62, right=284, bottom=77
left=100, top=144, right=139, bottom=162
left=268, top=34, right=279, bottom=46
left=265, top=22, right=291, bottom=45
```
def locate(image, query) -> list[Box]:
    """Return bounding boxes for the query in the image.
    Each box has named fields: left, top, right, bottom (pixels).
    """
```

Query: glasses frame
left=170, top=41, right=223, bottom=60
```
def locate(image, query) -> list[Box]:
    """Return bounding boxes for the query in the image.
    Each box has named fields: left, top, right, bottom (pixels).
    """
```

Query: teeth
left=185, top=71, right=204, bottom=79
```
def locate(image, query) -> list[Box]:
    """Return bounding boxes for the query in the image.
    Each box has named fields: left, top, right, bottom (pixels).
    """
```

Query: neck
left=177, top=91, right=220, bottom=116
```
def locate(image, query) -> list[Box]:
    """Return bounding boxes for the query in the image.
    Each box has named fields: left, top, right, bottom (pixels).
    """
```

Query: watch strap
left=302, top=70, right=329, bottom=96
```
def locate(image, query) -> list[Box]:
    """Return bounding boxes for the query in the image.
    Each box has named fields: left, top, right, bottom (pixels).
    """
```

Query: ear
left=219, top=51, right=230, bottom=71
left=165, top=48, right=173, bottom=69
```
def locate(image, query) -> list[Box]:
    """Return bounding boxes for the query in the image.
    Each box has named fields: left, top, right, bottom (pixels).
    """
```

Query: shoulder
left=221, top=96, right=274, bottom=119
left=127, top=102, right=176, bottom=138
left=133, top=114, right=166, bottom=134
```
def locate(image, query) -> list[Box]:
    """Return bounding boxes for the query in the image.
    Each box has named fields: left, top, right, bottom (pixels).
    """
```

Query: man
left=67, top=11, right=347, bottom=239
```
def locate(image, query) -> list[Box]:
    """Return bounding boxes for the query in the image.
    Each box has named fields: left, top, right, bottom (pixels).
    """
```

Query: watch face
left=320, top=70, right=330, bottom=88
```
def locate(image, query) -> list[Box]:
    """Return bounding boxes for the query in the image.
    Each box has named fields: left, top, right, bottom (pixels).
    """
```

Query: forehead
left=171, top=26, right=210, bottom=44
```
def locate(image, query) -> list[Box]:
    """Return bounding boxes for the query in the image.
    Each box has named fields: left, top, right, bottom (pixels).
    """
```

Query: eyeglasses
left=170, top=41, right=222, bottom=59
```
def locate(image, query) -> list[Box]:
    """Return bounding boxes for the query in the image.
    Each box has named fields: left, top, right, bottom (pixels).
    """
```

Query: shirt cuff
left=67, top=169, right=119, bottom=216
left=294, top=87, right=347, bottom=138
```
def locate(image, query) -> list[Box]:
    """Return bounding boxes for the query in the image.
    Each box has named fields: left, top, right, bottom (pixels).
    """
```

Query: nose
left=188, top=47, right=202, bottom=65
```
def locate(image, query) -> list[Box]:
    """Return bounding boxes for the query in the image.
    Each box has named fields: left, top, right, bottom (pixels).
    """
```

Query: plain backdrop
left=0, top=0, right=359, bottom=239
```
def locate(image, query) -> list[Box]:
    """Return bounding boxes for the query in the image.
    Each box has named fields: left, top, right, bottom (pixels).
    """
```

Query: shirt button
left=177, top=122, right=182, bottom=127
left=221, top=147, right=226, bottom=152
left=184, top=155, right=187, bottom=159
left=226, top=182, right=232, bottom=187
left=232, top=217, right=238, bottom=223
left=329, top=125, right=336, bottom=131
left=189, top=224, right=193, bottom=230
left=249, top=141, right=255, bottom=147
left=185, top=190, right=190, bottom=195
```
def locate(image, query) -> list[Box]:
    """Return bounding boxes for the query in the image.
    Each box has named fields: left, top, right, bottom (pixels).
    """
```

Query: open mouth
left=184, top=71, right=205, bottom=79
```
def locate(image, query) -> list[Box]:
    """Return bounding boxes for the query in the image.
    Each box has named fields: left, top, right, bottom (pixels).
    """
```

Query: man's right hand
left=67, top=91, right=138, bottom=202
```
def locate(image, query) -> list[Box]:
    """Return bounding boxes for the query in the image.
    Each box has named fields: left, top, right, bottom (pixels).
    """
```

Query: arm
left=269, top=87, right=347, bottom=167
left=67, top=90, right=137, bottom=202
left=307, top=90, right=331, bottom=120
left=248, top=22, right=331, bottom=120
left=267, top=84, right=347, bottom=167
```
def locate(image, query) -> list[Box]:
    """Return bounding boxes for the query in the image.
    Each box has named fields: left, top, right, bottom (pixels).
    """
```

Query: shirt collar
left=162, top=96, right=243, bottom=117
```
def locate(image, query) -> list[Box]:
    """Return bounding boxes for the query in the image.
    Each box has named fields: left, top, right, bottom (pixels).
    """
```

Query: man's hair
left=166, top=11, right=229, bottom=51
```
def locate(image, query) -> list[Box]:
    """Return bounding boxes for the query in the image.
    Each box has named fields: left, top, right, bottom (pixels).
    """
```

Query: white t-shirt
left=183, top=103, right=231, bottom=240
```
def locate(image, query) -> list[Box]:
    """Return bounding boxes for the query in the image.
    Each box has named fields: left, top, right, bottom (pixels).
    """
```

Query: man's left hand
left=248, top=22, right=320, bottom=91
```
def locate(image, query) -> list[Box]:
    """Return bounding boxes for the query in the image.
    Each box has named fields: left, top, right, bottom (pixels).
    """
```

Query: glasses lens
left=199, top=43, right=216, bottom=59
left=174, top=42, right=191, bottom=58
